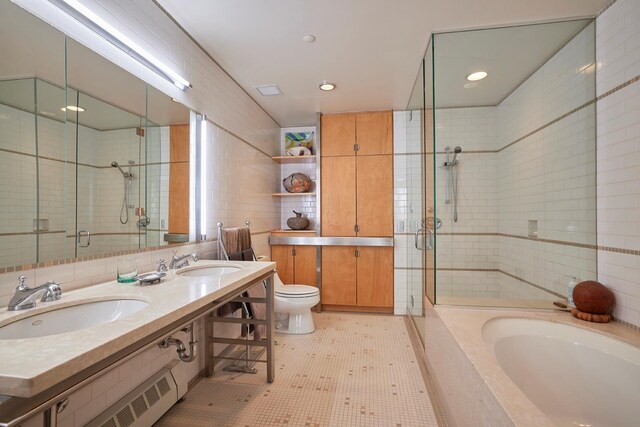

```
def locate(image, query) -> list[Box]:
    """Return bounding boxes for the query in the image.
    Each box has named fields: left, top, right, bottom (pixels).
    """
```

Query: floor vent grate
left=145, top=385, right=160, bottom=406
left=157, top=377, right=171, bottom=396
left=115, top=407, right=134, bottom=427
left=131, top=395, right=148, bottom=418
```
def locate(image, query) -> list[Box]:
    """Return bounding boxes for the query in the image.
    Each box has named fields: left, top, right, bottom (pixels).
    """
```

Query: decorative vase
left=287, top=211, right=309, bottom=230
left=573, top=280, right=614, bottom=314
left=283, top=173, right=311, bottom=193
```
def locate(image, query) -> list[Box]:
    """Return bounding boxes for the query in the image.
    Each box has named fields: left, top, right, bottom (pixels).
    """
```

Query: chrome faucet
left=157, top=258, right=168, bottom=273
left=8, top=276, right=62, bottom=311
left=169, top=251, right=199, bottom=269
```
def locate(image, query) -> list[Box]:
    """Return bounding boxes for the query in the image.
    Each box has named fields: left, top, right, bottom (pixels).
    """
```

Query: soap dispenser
left=567, top=276, right=578, bottom=308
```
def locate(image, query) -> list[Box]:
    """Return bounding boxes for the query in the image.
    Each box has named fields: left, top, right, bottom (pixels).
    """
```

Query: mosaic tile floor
left=156, top=312, right=442, bottom=427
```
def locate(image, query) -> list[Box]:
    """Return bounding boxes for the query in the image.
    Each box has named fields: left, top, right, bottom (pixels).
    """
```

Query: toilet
left=273, top=273, right=319, bottom=334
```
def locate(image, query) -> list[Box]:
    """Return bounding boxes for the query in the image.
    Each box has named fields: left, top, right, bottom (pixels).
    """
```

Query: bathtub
left=423, top=306, right=640, bottom=427
left=483, top=318, right=640, bottom=427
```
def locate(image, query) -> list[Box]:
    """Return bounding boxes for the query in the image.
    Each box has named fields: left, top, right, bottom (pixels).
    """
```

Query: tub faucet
left=8, top=276, right=62, bottom=311
left=169, top=251, right=199, bottom=269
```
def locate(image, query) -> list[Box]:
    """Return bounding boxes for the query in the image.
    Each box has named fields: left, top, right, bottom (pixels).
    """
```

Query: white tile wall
left=596, top=0, right=640, bottom=327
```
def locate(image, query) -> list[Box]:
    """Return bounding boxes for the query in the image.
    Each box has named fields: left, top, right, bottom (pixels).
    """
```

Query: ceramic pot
left=573, top=280, right=614, bottom=314
left=287, top=211, right=309, bottom=230
left=283, top=173, right=311, bottom=193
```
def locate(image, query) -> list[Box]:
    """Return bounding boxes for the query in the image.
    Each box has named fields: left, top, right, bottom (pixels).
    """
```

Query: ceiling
left=157, top=0, right=609, bottom=126
left=433, top=19, right=592, bottom=108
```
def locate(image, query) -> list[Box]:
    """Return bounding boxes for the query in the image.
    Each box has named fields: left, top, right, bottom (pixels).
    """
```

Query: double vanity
left=0, top=259, right=275, bottom=425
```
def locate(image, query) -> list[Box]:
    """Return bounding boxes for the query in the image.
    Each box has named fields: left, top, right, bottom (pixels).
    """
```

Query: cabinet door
left=356, top=111, right=392, bottom=155
left=357, top=247, right=394, bottom=307
left=321, top=113, right=356, bottom=156
left=356, top=155, right=393, bottom=236
left=294, top=245, right=317, bottom=286
left=271, top=245, right=294, bottom=284
left=321, top=156, right=356, bottom=236
left=321, top=246, right=357, bottom=305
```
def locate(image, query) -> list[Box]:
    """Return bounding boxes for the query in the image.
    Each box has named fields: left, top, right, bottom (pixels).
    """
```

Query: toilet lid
left=276, top=285, right=319, bottom=297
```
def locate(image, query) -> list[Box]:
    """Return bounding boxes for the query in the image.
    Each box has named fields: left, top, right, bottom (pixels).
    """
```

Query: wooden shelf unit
left=272, top=192, right=316, bottom=197
left=272, top=155, right=317, bottom=164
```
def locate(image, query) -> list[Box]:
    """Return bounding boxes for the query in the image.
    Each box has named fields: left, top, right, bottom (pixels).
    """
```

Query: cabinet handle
left=77, top=229, right=90, bottom=247
left=354, top=224, right=360, bottom=233
left=354, top=249, right=360, bottom=258
left=291, top=248, right=297, bottom=257
left=354, top=143, right=360, bottom=152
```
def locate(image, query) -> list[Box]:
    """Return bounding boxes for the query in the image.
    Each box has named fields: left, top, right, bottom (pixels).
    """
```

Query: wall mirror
left=0, top=0, right=193, bottom=270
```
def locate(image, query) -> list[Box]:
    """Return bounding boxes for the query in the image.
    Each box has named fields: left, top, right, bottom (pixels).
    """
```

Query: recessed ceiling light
left=466, top=71, right=488, bottom=81
left=464, top=82, right=478, bottom=89
left=255, top=85, right=283, bottom=96
left=319, top=81, right=336, bottom=91
left=302, top=34, right=316, bottom=43
left=61, top=105, right=85, bottom=112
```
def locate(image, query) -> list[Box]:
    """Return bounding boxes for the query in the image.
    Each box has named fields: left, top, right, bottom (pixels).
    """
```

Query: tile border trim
left=0, top=228, right=273, bottom=274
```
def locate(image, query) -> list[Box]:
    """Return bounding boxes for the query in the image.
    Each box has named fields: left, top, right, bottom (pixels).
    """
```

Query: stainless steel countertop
left=269, top=236, right=394, bottom=247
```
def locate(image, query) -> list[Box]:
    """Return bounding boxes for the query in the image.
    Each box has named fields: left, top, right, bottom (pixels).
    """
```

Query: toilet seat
left=276, top=285, right=319, bottom=298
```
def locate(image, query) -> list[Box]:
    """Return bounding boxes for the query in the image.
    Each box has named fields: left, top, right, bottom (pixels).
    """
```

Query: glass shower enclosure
left=406, top=19, right=598, bottom=341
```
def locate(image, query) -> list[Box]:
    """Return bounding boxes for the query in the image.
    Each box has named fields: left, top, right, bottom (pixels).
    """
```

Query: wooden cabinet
left=321, top=156, right=357, bottom=236
left=321, top=153, right=393, bottom=237
left=271, top=244, right=317, bottom=286
left=356, top=247, right=394, bottom=307
left=321, top=246, right=357, bottom=305
left=321, top=111, right=392, bottom=157
left=355, top=111, right=393, bottom=155
left=319, top=110, right=394, bottom=313
left=168, top=125, right=190, bottom=235
left=356, top=155, right=393, bottom=236
left=321, top=246, right=393, bottom=310
left=321, top=114, right=356, bottom=157
left=321, top=111, right=393, bottom=238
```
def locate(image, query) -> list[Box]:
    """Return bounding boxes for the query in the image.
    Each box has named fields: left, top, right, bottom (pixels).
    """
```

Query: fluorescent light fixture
left=48, top=0, right=191, bottom=91
left=319, top=81, right=336, bottom=91
left=255, top=85, right=283, bottom=96
left=466, top=71, right=488, bottom=81
left=200, top=116, right=207, bottom=237
left=61, top=105, right=85, bottom=112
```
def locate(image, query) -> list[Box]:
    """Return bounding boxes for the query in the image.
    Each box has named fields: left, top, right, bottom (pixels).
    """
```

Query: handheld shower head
left=451, top=146, right=462, bottom=164
left=111, top=161, right=128, bottom=177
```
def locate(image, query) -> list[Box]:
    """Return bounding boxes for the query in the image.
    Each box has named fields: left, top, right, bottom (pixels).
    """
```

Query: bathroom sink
left=0, top=299, right=149, bottom=340
left=176, top=264, right=243, bottom=277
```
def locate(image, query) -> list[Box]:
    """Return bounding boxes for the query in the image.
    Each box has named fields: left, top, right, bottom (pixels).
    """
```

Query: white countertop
left=0, top=260, right=275, bottom=398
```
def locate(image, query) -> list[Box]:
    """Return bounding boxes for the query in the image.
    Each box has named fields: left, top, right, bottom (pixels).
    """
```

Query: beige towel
left=238, top=227, right=252, bottom=251
left=221, top=227, right=241, bottom=254
left=221, top=226, right=265, bottom=339
left=247, top=281, right=267, bottom=340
